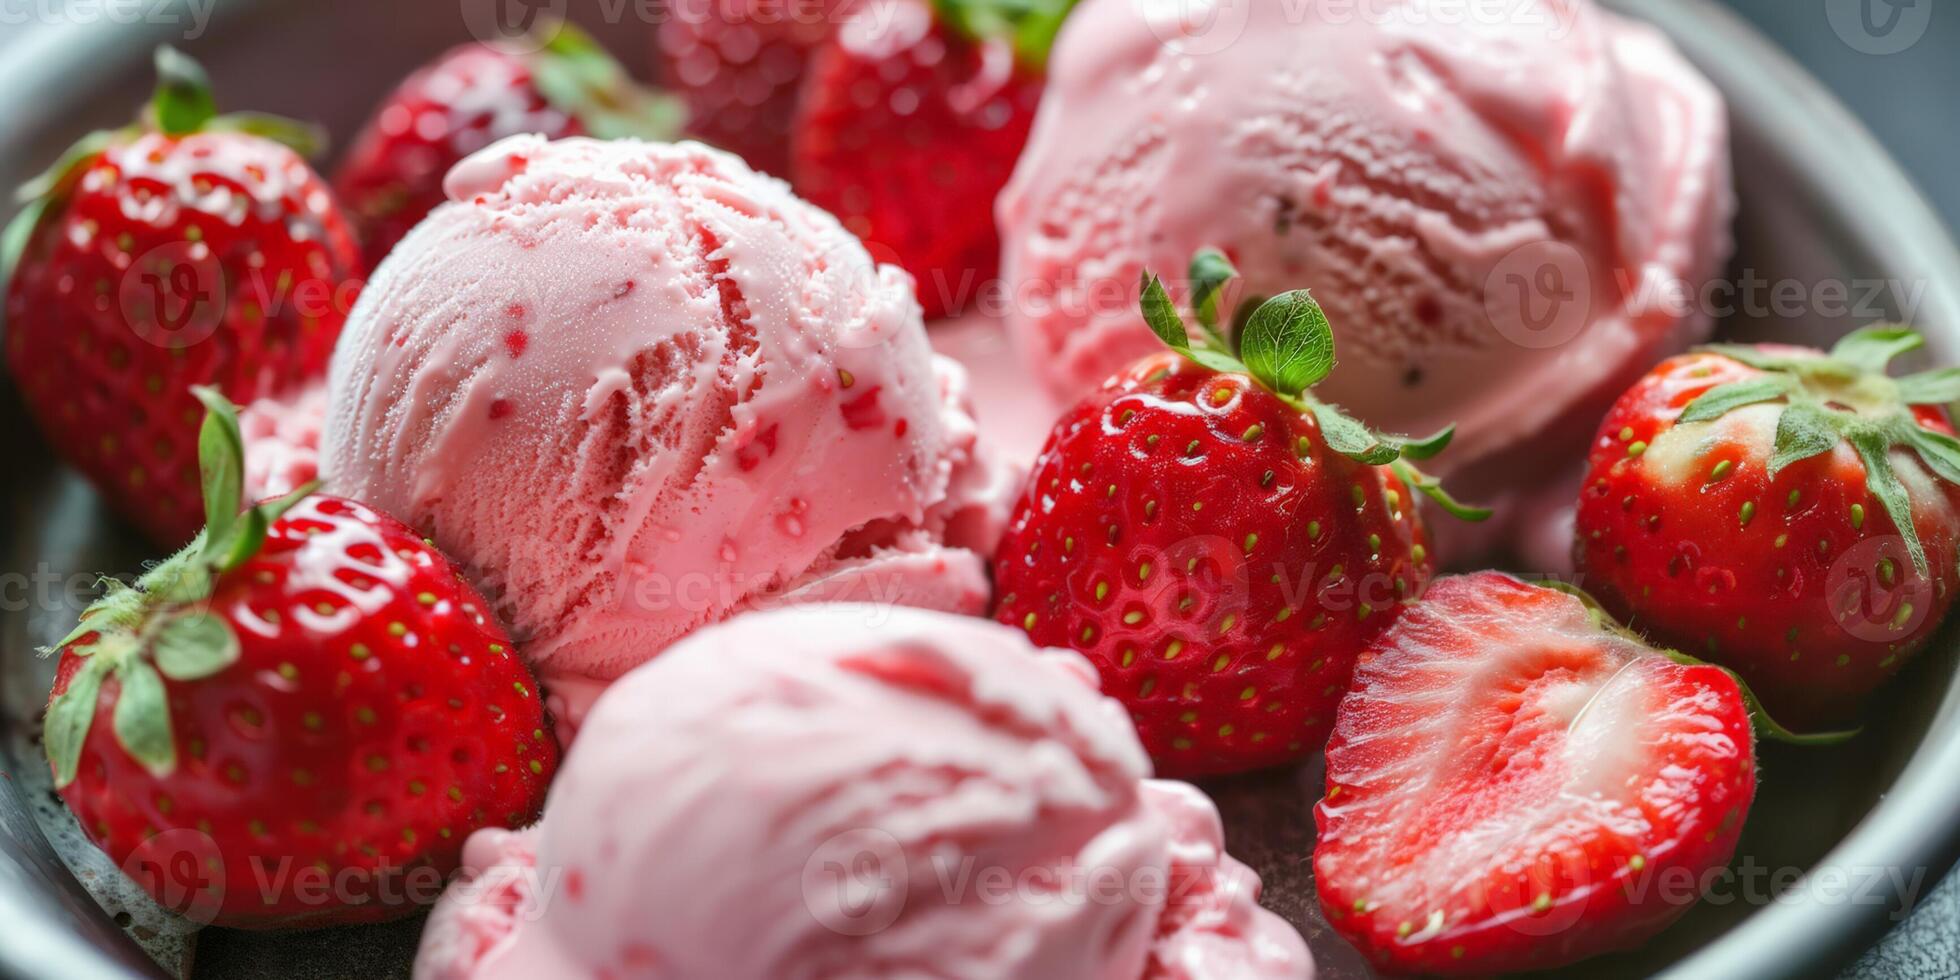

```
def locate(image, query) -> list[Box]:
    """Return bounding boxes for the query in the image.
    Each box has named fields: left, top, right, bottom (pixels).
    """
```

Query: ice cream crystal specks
left=323, top=136, right=1010, bottom=684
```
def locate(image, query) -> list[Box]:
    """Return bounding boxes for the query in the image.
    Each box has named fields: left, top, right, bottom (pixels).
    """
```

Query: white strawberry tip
left=1684, top=324, right=1960, bottom=576
left=41, top=388, right=317, bottom=789
left=1135, top=249, right=1491, bottom=522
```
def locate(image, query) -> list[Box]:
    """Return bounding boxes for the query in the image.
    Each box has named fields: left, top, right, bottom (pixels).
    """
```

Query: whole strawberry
left=653, top=0, right=846, bottom=177
left=994, top=251, right=1485, bottom=777
left=336, top=21, right=681, bottom=268
left=790, top=0, right=1065, bottom=319
left=1574, top=327, right=1960, bottom=727
left=43, top=389, right=556, bottom=929
left=1317, top=572, right=1760, bottom=975
left=3, top=47, right=362, bottom=548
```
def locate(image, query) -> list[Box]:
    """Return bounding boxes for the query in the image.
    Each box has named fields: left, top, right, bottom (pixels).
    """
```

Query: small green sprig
left=1682, top=325, right=1960, bottom=576
left=1138, top=249, right=1489, bottom=521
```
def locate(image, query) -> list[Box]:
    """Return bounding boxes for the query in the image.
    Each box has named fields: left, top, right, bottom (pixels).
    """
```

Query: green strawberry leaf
left=1140, top=272, right=1188, bottom=350
left=1767, top=401, right=1842, bottom=476
left=1310, top=403, right=1398, bottom=465
left=191, top=386, right=245, bottom=553
left=1902, top=423, right=1960, bottom=485
left=1185, top=347, right=1249, bottom=374
left=112, top=659, right=176, bottom=777
left=152, top=611, right=240, bottom=682
left=1391, top=460, right=1491, bottom=521
left=531, top=20, right=685, bottom=142
left=1240, top=290, right=1334, bottom=398
left=1391, top=425, right=1455, bottom=462
left=934, top=0, right=1079, bottom=71
left=1849, top=428, right=1928, bottom=576
left=1679, top=376, right=1793, bottom=424
left=44, top=656, right=111, bottom=788
left=1830, top=324, right=1923, bottom=373
left=151, top=46, right=218, bottom=135
left=1894, top=367, right=1960, bottom=405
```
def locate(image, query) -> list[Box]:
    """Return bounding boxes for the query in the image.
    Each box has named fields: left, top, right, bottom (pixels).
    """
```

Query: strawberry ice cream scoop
left=413, top=605, right=1311, bottom=980
left=998, top=0, right=1732, bottom=561
left=322, top=136, right=1010, bottom=684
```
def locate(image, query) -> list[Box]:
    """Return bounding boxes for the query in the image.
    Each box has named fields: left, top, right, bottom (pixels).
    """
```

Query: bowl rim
left=1599, top=2, right=1960, bottom=972
left=3, top=1, right=1960, bottom=979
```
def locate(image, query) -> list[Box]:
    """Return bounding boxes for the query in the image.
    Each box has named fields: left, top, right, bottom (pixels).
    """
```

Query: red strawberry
left=1315, top=572, right=1758, bottom=975
left=1574, top=327, right=1960, bottom=727
left=994, top=252, right=1484, bottom=777
left=790, top=0, right=1062, bottom=319
left=335, top=22, right=681, bottom=268
left=3, top=48, right=361, bottom=548
left=42, top=389, right=556, bottom=929
left=653, top=0, right=847, bottom=177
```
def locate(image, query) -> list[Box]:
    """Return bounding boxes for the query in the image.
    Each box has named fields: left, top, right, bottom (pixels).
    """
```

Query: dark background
left=1723, top=0, right=1958, bottom=227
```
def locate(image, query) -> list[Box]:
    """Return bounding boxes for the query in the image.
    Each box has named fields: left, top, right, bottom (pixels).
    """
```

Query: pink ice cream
left=414, top=605, right=1311, bottom=980
left=997, top=0, right=1732, bottom=561
left=240, top=382, right=327, bottom=501
left=322, top=135, right=1010, bottom=684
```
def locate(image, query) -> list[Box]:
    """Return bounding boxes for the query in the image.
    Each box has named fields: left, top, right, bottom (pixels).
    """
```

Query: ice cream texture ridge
left=320, top=135, right=1011, bottom=685
left=997, top=0, right=1733, bottom=562
left=414, top=606, right=1313, bottom=980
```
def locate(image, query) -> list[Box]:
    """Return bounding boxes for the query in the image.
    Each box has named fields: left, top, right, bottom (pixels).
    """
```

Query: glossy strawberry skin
left=791, top=0, right=1041, bottom=320
left=1574, top=349, right=1960, bottom=727
left=1316, top=573, right=1756, bottom=975
left=48, top=495, right=556, bottom=929
left=334, top=43, right=584, bottom=269
left=655, top=0, right=845, bottom=177
left=994, top=351, right=1432, bottom=777
left=5, top=132, right=361, bottom=547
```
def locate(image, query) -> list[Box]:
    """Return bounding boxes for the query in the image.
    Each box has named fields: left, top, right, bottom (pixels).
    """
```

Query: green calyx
left=1682, top=325, right=1960, bottom=576
left=526, top=20, right=685, bottom=141
left=4, top=46, right=324, bottom=297
left=1537, top=578, right=1861, bottom=746
left=1138, top=249, right=1489, bottom=522
left=42, top=388, right=316, bottom=788
left=933, top=0, right=1078, bottom=72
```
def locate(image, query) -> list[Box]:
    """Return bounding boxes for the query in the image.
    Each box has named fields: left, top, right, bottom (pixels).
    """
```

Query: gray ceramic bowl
left=4, top=1, right=1959, bottom=978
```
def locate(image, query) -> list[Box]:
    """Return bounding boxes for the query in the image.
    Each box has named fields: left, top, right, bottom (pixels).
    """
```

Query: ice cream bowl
left=3, top=0, right=1959, bottom=977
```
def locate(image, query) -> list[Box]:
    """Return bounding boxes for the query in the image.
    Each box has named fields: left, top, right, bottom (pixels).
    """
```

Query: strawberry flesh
left=1315, top=572, right=1756, bottom=975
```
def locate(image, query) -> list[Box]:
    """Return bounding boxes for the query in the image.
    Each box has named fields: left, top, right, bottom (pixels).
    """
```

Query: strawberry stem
left=151, top=46, right=219, bottom=135
left=1136, top=255, right=1489, bottom=522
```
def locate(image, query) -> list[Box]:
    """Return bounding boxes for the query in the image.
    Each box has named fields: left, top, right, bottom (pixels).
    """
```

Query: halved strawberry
left=1574, top=327, right=1960, bottom=727
left=1315, top=572, right=1758, bottom=975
